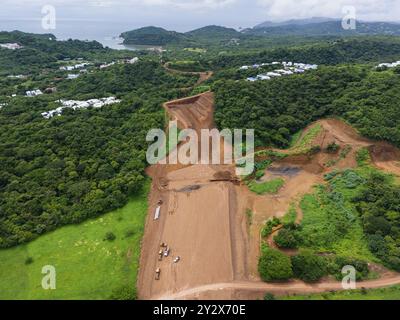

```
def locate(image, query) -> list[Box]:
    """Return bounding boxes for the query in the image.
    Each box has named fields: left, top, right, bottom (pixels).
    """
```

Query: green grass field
left=0, top=183, right=149, bottom=300
left=248, top=178, right=285, bottom=195
left=281, top=286, right=400, bottom=300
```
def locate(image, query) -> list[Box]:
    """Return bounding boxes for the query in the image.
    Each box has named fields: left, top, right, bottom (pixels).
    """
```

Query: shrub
left=104, top=232, right=116, bottom=241
left=258, top=245, right=293, bottom=281
left=25, top=257, right=34, bottom=265
left=308, top=145, right=321, bottom=155
left=332, top=256, right=369, bottom=280
left=356, top=148, right=371, bottom=166
left=125, top=230, right=135, bottom=238
left=326, top=142, right=340, bottom=154
left=291, top=251, right=328, bottom=282
left=264, top=293, right=276, bottom=300
left=109, top=285, right=137, bottom=300
left=261, top=217, right=281, bottom=238
left=274, top=228, right=299, bottom=249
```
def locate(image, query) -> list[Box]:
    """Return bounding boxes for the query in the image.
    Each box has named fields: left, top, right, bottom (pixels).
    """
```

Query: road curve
left=155, top=276, right=400, bottom=300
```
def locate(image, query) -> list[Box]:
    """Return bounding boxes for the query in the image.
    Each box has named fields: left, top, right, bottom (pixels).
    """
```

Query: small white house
left=67, top=74, right=80, bottom=80
left=257, top=74, right=271, bottom=80
left=267, top=72, right=282, bottom=77
left=26, top=89, right=43, bottom=97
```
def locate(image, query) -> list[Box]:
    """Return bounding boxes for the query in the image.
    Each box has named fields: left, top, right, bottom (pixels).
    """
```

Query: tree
left=274, top=228, right=299, bottom=249
left=258, top=245, right=293, bottom=281
left=291, top=251, right=327, bottom=282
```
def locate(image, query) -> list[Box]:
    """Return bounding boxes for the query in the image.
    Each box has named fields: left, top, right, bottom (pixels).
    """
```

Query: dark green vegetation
left=258, top=245, right=293, bottom=281
left=353, top=172, right=400, bottom=271
left=260, top=160, right=400, bottom=283
left=0, top=33, right=197, bottom=248
left=121, top=26, right=188, bottom=46
left=120, top=25, right=244, bottom=46
left=282, top=285, right=400, bottom=300
left=214, top=65, right=400, bottom=148
left=0, top=31, right=137, bottom=76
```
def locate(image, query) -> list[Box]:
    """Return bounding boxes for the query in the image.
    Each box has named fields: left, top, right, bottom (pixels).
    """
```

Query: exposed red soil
left=137, top=92, right=400, bottom=300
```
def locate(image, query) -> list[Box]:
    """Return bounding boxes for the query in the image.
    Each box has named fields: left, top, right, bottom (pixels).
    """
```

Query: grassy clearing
left=282, top=205, right=298, bottom=225
left=281, top=286, right=400, bottom=300
left=297, top=168, right=378, bottom=262
left=289, top=124, right=322, bottom=155
left=289, top=130, right=303, bottom=148
left=0, top=183, right=149, bottom=300
left=248, top=178, right=285, bottom=195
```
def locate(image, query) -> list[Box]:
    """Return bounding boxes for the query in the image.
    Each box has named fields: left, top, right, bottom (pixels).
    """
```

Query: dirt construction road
left=137, top=92, right=400, bottom=300
left=137, top=92, right=249, bottom=300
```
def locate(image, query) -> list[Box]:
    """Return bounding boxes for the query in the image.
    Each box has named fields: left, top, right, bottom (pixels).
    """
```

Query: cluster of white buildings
left=377, top=61, right=400, bottom=69
left=0, top=43, right=23, bottom=50
left=100, top=57, right=139, bottom=69
left=240, top=61, right=318, bottom=82
left=7, top=74, right=27, bottom=79
left=59, top=62, right=91, bottom=71
left=26, top=89, right=43, bottom=97
left=100, top=61, right=116, bottom=69
left=41, top=97, right=121, bottom=119
left=67, top=74, right=80, bottom=80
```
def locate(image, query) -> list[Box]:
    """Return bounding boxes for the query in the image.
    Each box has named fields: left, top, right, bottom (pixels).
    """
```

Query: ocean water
left=0, top=19, right=151, bottom=50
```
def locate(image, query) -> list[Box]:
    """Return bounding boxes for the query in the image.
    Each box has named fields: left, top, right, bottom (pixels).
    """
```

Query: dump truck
left=155, top=268, right=161, bottom=280
left=164, top=247, right=170, bottom=257
left=158, top=249, right=163, bottom=261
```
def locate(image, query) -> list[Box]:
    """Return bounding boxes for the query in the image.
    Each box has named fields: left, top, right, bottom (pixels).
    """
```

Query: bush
left=24, top=257, right=34, bottom=265
left=332, top=256, right=369, bottom=280
left=326, top=142, right=340, bottom=154
left=291, top=251, right=328, bottom=282
left=109, top=285, right=137, bottom=300
left=104, top=232, right=116, bottom=241
left=124, top=230, right=135, bottom=238
left=258, top=245, right=293, bottom=281
left=308, top=145, right=321, bottom=155
left=274, top=228, right=299, bottom=249
left=264, top=293, right=275, bottom=300
left=261, top=217, right=281, bottom=238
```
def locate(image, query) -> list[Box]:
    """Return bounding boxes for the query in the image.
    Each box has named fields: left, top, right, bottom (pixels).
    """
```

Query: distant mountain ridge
left=120, top=19, right=400, bottom=46
left=244, top=19, right=400, bottom=37
left=254, top=17, right=338, bottom=29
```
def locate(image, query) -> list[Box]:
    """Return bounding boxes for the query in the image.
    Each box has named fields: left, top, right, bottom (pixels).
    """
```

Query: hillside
left=245, top=20, right=400, bottom=37
left=186, top=25, right=241, bottom=39
left=120, top=26, right=189, bottom=46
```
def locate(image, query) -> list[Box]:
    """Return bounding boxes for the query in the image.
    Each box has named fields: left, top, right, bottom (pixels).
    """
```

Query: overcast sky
left=1, top=0, right=399, bottom=32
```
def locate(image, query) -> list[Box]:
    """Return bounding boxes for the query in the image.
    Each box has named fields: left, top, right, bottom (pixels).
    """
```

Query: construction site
left=137, top=85, right=400, bottom=300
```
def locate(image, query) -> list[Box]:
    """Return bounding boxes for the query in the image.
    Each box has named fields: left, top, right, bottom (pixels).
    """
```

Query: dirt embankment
left=138, top=92, right=400, bottom=300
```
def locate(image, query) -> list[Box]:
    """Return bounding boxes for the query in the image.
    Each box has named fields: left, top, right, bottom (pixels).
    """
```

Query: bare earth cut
left=137, top=91, right=400, bottom=300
